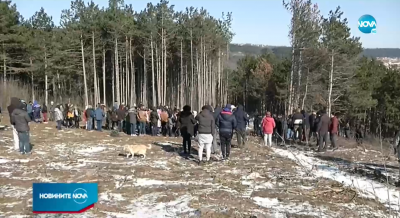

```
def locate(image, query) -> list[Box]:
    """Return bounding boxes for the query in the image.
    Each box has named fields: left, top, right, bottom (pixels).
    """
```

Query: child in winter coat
left=262, top=111, right=276, bottom=147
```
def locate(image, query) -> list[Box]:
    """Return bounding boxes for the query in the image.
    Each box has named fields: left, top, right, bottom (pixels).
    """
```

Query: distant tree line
left=230, top=44, right=400, bottom=58
left=228, top=0, right=400, bottom=139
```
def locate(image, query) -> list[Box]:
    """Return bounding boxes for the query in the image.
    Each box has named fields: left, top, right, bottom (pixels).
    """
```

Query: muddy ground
left=0, top=118, right=398, bottom=218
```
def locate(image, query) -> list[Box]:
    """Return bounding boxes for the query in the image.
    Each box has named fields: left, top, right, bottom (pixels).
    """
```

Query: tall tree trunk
left=180, top=39, right=183, bottom=109
left=294, top=49, right=303, bottom=110
left=112, top=53, right=115, bottom=104
left=114, top=37, right=120, bottom=105
left=151, top=35, right=156, bottom=107
left=44, top=50, right=48, bottom=106
left=30, top=58, right=34, bottom=102
left=196, top=45, right=200, bottom=110
left=125, top=36, right=129, bottom=105
left=328, top=50, right=334, bottom=116
left=2, top=43, right=6, bottom=108
left=190, top=30, right=194, bottom=109
left=218, top=47, right=221, bottom=105
left=156, top=43, right=160, bottom=106
left=129, top=38, right=136, bottom=105
left=288, top=41, right=295, bottom=115
left=102, top=48, right=106, bottom=105
left=80, top=35, right=89, bottom=106
left=163, top=32, right=167, bottom=106
left=301, top=68, right=309, bottom=110
left=92, top=31, right=98, bottom=106
left=57, top=72, right=61, bottom=103
left=143, top=49, right=147, bottom=106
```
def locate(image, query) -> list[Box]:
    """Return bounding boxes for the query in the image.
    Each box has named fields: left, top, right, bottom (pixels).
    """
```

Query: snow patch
left=75, top=146, right=107, bottom=154
left=253, top=197, right=334, bottom=217
left=127, top=193, right=197, bottom=218
left=0, top=158, right=10, bottom=163
left=0, top=172, right=12, bottom=177
left=272, top=147, right=400, bottom=213
left=48, top=162, right=87, bottom=170
left=99, top=192, right=126, bottom=202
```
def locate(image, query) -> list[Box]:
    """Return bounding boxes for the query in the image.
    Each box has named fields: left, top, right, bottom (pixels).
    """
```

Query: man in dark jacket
left=8, top=97, right=21, bottom=150
left=317, top=109, right=330, bottom=152
left=234, top=104, right=249, bottom=148
left=128, top=107, right=138, bottom=136
left=309, top=112, right=317, bottom=141
left=11, top=101, right=32, bottom=154
left=292, top=108, right=303, bottom=142
left=178, top=105, right=196, bottom=155
left=42, top=103, right=48, bottom=123
left=329, top=112, right=339, bottom=150
left=301, top=110, right=310, bottom=144
left=150, top=107, right=159, bottom=136
left=216, top=104, right=237, bottom=160
left=116, top=105, right=126, bottom=132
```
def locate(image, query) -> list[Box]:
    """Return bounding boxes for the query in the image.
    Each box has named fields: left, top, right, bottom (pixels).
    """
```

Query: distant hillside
left=228, top=43, right=400, bottom=69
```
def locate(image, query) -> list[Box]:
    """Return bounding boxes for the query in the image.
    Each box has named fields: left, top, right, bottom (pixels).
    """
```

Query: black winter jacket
left=216, top=111, right=237, bottom=134
left=11, top=103, right=31, bottom=132
left=178, top=111, right=196, bottom=136
left=233, top=105, right=249, bottom=131
left=196, top=109, right=215, bottom=134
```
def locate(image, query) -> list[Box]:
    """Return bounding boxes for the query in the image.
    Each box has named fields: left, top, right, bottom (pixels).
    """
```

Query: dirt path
left=0, top=121, right=396, bottom=217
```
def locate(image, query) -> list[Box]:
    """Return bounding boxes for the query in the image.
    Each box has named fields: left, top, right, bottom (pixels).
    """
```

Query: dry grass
left=0, top=116, right=395, bottom=217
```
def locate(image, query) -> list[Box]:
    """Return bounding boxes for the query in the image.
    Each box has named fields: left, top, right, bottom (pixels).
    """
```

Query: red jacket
left=329, top=116, right=338, bottom=134
left=262, top=116, right=275, bottom=134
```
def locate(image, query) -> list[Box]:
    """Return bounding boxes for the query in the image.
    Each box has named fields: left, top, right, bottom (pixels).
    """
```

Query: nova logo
left=358, top=15, right=376, bottom=34
left=73, top=188, right=88, bottom=204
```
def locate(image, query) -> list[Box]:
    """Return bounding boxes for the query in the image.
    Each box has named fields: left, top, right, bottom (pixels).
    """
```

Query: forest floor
left=0, top=118, right=399, bottom=218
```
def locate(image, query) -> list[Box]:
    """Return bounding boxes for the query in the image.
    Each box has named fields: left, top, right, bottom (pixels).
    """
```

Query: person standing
left=292, top=108, right=303, bottom=142
left=137, top=106, right=147, bottom=136
left=178, top=105, right=196, bottom=155
left=116, top=105, right=126, bottom=132
left=150, top=107, right=159, bottom=136
left=27, top=101, right=33, bottom=121
left=128, top=107, right=138, bottom=136
left=85, top=105, right=94, bottom=131
left=261, top=111, right=276, bottom=147
left=32, top=101, right=41, bottom=123
left=54, top=105, right=64, bottom=130
left=49, top=101, right=55, bottom=121
left=309, top=112, right=317, bottom=141
left=73, top=106, right=81, bottom=128
left=7, top=97, right=21, bottom=150
left=216, top=104, right=237, bottom=160
left=11, top=101, right=32, bottom=155
left=42, top=103, right=48, bottom=123
left=233, top=104, right=249, bottom=148
left=160, top=108, right=169, bottom=136
left=329, top=112, right=339, bottom=150
left=195, top=105, right=215, bottom=165
left=317, top=109, right=330, bottom=152
left=95, top=104, right=104, bottom=131
left=301, top=110, right=310, bottom=144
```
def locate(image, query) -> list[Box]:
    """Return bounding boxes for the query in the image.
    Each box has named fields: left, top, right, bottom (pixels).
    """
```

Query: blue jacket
left=216, top=110, right=237, bottom=134
left=233, top=105, right=249, bottom=131
left=95, top=108, right=104, bottom=121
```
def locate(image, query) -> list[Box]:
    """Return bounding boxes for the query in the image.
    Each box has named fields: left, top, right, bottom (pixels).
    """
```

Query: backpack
left=161, top=112, right=169, bottom=122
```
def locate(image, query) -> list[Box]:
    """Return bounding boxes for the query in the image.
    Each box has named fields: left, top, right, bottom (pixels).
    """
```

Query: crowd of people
left=4, top=96, right=359, bottom=165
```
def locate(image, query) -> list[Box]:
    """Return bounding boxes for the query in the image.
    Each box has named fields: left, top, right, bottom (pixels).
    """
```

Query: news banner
left=32, top=183, right=98, bottom=213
